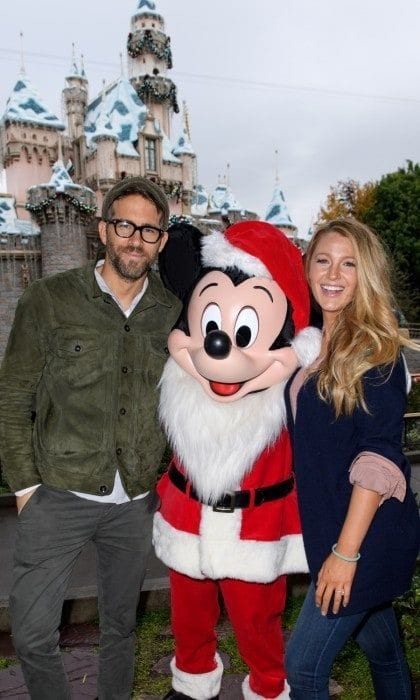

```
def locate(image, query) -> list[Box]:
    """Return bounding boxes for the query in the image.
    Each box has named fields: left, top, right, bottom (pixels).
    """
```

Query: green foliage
left=0, top=657, right=16, bottom=670
left=332, top=639, right=374, bottom=699
left=318, top=162, right=420, bottom=322
left=318, top=179, right=376, bottom=222
left=133, top=608, right=174, bottom=696
left=394, top=566, right=420, bottom=648
left=283, top=593, right=306, bottom=630
left=218, top=635, right=248, bottom=673
left=363, top=161, right=420, bottom=322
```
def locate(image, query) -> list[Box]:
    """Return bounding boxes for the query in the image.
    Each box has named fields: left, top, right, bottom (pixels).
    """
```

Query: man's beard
left=107, top=239, right=155, bottom=281
left=159, top=358, right=287, bottom=503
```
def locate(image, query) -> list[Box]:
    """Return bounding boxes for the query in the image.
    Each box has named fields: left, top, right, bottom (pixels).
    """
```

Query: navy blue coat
left=286, top=356, right=419, bottom=616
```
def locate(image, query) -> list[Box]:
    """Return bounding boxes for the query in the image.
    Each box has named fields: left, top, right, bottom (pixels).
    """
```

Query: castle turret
left=0, top=194, right=40, bottom=356
left=26, top=160, right=96, bottom=277
left=0, top=72, right=65, bottom=221
left=63, top=48, right=88, bottom=182
left=128, top=0, right=178, bottom=137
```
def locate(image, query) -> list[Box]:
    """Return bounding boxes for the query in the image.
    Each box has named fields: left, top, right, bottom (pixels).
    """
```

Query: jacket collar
left=84, top=261, right=175, bottom=309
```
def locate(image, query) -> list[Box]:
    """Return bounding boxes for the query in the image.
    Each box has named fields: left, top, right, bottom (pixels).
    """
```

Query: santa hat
left=201, top=221, right=309, bottom=333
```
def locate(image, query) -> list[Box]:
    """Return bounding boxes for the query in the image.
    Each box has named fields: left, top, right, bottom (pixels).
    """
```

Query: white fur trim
left=242, top=674, right=291, bottom=700
left=201, top=230, right=272, bottom=279
left=153, top=511, right=308, bottom=581
left=159, top=359, right=287, bottom=503
left=153, top=511, right=205, bottom=580
left=291, top=326, right=321, bottom=368
left=170, top=653, right=223, bottom=699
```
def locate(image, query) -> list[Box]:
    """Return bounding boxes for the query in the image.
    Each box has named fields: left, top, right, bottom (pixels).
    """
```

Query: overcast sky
left=0, top=0, right=419, bottom=236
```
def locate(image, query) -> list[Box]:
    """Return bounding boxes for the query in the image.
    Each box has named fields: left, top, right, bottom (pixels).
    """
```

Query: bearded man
left=0, top=176, right=181, bottom=700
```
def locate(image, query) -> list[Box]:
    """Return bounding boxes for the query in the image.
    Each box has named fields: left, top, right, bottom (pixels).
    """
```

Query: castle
left=0, top=0, right=297, bottom=357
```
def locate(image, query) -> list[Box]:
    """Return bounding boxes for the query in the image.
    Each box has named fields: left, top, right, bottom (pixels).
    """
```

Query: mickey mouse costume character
left=154, top=221, right=320, bottom=700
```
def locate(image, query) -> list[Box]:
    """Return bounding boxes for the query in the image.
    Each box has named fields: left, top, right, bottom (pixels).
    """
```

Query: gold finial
left=119, top=52, right=125, bottom=77
left=19, top=31, right=25, bottom=74
left=182, top=100, right=191, bottom=140
left=274, top=148, right=279, bottom=185
left=70, top=42, right=78, bottom=74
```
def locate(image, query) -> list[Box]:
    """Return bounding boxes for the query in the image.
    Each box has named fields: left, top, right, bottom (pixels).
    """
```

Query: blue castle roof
left=265, top=184, right=296, bottom=229
left=1, top=73, right=65, bottom=130
left=134, top=0, right=162, bottom=18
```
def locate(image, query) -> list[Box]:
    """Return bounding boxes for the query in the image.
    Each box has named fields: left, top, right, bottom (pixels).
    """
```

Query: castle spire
left=264, top=163, right=297, bottom=240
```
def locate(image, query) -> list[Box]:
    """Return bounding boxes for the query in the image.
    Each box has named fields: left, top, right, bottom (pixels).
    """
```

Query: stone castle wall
left=0, top=234, right=41, bottom=357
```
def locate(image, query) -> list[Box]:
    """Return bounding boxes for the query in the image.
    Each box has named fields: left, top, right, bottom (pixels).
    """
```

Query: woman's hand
left=315, top=553, right=357, bottom=615
left=315, top=484, right=382, bottom=616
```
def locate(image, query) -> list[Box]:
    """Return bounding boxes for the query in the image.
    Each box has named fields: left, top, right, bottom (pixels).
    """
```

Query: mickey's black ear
left=159, top=222, right=203, bottom=301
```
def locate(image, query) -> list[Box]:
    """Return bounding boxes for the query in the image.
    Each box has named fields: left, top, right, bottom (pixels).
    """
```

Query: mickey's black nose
left=204, top=330, right=232, bottom=359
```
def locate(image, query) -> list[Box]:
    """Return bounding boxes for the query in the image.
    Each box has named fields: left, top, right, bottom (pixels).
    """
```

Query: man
left=0, top=176, right=181, bottom=700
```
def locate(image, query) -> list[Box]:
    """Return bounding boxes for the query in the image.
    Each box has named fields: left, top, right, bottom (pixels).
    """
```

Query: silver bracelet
left=331, top=543, right=360, bottom=562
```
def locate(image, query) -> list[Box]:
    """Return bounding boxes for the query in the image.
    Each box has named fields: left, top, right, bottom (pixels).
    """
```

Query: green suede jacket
left=0, top=263, right=181, bottom=497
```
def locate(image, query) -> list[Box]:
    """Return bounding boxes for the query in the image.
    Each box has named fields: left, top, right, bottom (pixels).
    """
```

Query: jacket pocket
left=37, top=326, right=113, bottom=456
left=47, top=327, right=104, bottom=387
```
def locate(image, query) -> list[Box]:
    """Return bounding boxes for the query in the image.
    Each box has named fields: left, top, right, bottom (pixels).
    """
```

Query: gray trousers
left=10, top=484, right=157, bottom=700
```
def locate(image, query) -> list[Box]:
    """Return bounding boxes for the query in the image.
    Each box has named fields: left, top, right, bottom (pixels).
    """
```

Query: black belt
left=168, top=463, right=294, bottom=513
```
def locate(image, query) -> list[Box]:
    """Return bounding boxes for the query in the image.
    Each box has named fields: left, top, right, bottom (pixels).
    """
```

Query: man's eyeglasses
left=105, top=219, right=164, bottom=243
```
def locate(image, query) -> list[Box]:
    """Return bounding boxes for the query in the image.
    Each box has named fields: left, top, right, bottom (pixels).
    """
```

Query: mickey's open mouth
left=209, top=380, right=244, bottom=396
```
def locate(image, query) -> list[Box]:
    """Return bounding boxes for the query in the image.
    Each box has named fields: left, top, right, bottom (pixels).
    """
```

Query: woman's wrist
left=331, top=543, right=360, bottom=562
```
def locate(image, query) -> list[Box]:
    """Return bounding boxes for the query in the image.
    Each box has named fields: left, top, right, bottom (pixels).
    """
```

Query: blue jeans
left=285, top=583, right=412, bottom=700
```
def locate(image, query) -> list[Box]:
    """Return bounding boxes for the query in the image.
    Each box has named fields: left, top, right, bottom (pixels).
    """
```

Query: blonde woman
left=285, top=219, right=419, bottom=700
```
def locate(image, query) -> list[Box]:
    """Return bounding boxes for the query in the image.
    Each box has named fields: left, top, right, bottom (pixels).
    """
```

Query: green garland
left=25, top=191, right=97, bottom=216
left=127, top=30, right=172, bottom=68
left=135, top=75, right=179, bottom=113
left=163, top=182, right=183, bottom=200
left=169, top=214, right=192, bottom=225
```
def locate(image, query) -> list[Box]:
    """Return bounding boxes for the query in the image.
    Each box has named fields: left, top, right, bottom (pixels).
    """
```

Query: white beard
left=159, top=358, right=288, bottom=503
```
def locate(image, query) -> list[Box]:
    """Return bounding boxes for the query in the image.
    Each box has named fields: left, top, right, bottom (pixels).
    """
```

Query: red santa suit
left=153, top=222, right=320, bottom=700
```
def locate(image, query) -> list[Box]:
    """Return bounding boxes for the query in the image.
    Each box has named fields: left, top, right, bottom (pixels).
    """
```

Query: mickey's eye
left=234, top=307, right=259, bottom=348
left=201, top=303, right=222, bottom=337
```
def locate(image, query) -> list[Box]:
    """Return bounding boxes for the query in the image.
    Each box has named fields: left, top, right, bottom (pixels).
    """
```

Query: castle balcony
left=130, top=74, right=179, bottom=113
left=127, top=28, right=172, bottom=69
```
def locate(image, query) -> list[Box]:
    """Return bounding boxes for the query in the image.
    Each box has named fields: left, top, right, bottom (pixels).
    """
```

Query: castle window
left=22, top=132, right=26, bottom=138
left=145, top=138, right=157, bottom=172
left=32, top=134, right=37, bottom=140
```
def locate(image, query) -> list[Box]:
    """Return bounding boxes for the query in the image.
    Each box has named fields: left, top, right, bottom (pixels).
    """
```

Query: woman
left=285, top=219, right=419, bottom=699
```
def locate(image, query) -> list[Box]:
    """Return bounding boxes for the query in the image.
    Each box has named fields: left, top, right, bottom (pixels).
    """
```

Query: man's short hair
left=101, top=176, right=170, bottom=230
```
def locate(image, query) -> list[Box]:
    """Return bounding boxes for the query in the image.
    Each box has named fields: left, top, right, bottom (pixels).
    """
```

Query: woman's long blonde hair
left=305, top=218, right=414, bottom=416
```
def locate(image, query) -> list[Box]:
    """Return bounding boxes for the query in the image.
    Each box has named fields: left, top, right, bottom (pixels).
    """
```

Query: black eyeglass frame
left=105, top=218, right=164, bottom=243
